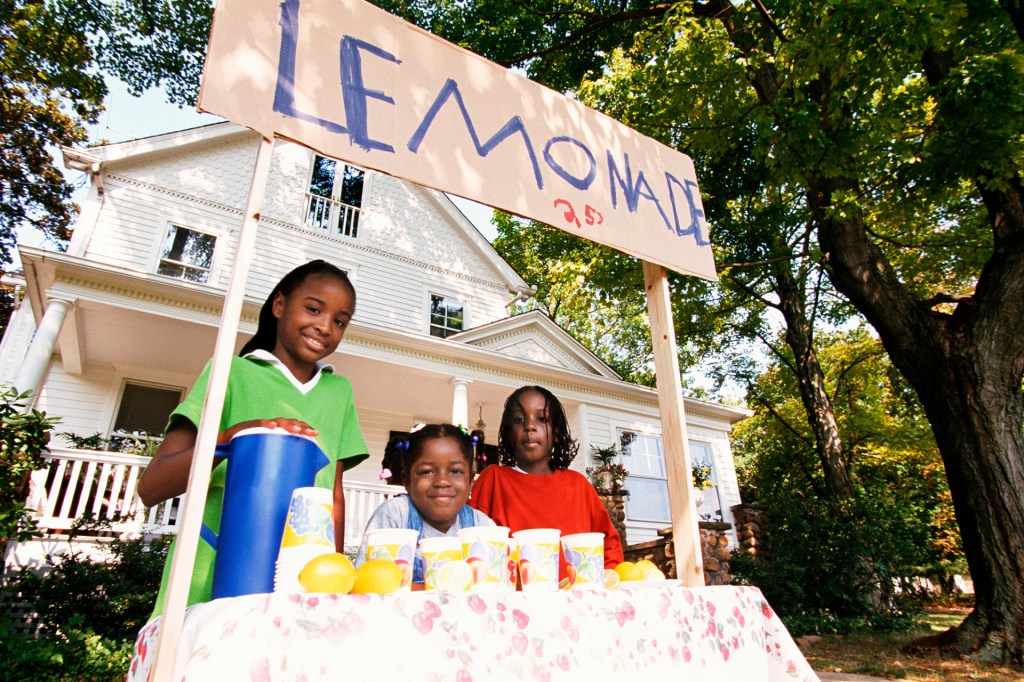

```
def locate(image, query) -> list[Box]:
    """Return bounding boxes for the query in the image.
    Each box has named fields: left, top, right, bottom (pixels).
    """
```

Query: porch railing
left=302, top=193, right=361, bottom=239
left=24, top=447, right=404, bottom=550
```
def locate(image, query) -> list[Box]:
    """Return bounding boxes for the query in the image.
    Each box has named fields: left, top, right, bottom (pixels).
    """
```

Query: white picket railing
left=302, top=193, right=361, bottom=239
left=24, top=447, right=404, bottom=550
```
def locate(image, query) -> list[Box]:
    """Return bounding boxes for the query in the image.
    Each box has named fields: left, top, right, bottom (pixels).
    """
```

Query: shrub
left=0, top=518, right=168, bottom=681
left=1, top=386, right=58, bottom=556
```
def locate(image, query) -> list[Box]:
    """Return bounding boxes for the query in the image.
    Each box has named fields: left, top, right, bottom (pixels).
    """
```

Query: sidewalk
left=817, top=674, right=910, bottom=681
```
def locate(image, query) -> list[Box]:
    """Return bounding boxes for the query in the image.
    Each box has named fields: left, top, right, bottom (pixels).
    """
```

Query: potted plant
left=586, top=444, right=629, bottom=496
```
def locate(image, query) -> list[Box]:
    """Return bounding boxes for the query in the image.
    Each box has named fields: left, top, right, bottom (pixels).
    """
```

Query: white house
left=0, top=122, right=749, bottom=570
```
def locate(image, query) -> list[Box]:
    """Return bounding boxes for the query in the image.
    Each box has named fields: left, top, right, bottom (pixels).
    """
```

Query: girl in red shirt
left=469, top=385, right=623, bottom=573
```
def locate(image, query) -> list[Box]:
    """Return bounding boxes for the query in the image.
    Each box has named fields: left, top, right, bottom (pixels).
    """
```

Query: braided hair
left=381, top=424, right=477, bottom=487
left=239, top=260, right=355, bottom=356
left=496, top=385, right=578, bottom=470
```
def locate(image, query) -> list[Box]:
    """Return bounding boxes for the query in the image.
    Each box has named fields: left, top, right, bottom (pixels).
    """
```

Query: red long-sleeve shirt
left=469, top=465, right=623, bottom=572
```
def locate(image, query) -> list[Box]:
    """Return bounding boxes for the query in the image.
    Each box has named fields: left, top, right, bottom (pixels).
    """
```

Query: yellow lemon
left=298, top=553, right=356, bottom=594
left=642, top=567, right=667, bottom=581
left=614, top=561, right=642, bottom=582
left=351, top=558, right=404, bottom=594
left=635, top=559, right=659, bottom=573
left=435, top=560, right=474, bottom=592
left=603, top=569, right=621, bottom=590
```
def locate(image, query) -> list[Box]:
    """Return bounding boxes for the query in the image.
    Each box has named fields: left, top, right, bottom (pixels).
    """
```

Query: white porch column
left=14, top=298, right=73, bottom=402
left=449, top=377, right=472, bottom=428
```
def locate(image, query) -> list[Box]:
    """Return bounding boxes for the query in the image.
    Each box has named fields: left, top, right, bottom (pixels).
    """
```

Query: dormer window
left=430, top=294, right=464, bottom=338
left=157, top=225, right=216, bottom=283
left=305, top=154, right=365, bottom=238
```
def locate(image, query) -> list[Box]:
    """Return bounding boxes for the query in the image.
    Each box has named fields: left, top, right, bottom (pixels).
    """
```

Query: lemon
left=642, top=567, right=667, bottom=581
left=635, top=559, right=659, bottom=573
left=614, top=561, right=642, bottom=582
left=603, top=569, right=620, bottom=590
left=298, top=553, right=356, bottom=594
left=435, top=560, right=474, bottom=592
left=351, top=558, right=405, bottom=594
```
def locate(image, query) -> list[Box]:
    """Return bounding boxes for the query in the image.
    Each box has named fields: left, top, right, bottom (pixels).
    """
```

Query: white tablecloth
left=128, top=584, right=819, bottom=681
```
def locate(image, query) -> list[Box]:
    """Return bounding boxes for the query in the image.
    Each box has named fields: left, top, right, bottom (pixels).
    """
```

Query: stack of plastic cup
left=458, top=526, right=514, bottom=592
left=560, top=532, right=605, bottom=589
left=364, top=528, right=419, bottom=590
left=419, top=536, right=467, bottom=591
left=511, top=528, right=561, bottom=591
left=274, top=487, right=335, bottom=593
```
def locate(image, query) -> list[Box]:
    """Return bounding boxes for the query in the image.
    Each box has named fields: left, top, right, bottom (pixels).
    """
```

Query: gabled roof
left=450, top=310, right=622, bottom=380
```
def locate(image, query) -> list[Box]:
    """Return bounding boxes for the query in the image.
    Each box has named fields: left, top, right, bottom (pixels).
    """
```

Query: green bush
left=0, top=519, right=168, bottom=681
left=0, top=621, right=134, bottom=682
left=1, top=386, right=58, bottom=555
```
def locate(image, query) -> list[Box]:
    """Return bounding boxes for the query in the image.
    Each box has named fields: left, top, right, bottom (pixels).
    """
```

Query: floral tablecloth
left=128, top=585, right=819, bottom=681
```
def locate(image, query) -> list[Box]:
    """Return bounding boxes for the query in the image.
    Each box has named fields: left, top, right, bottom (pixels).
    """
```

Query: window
left=689, top=441, right=723, bottom=522
left=113, top=382, right=184, bottom=437
left=430, top=294, right=464, bottom=338
left=305, top=154, right=365, bottom=237
left=157, top=225, right=216, bottom=283
left=619, top=430, right=669, bottom=523
left=618, top=431, right=722, bottom=523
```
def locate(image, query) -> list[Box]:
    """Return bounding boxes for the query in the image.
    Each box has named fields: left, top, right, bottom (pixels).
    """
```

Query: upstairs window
left=305, top=155, right=365, bottom=238
left=430, top=294, right=464, bottom=338
left=157, top=225, right=216, bottom=283
left=113, top=382, right=184, bottom=437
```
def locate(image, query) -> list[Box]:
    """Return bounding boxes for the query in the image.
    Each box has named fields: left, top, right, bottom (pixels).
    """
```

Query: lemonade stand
left=132, top=0, right=820, bottom=677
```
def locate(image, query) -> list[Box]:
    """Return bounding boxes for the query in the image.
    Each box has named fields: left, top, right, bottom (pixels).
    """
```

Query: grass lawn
left=802, top=610, right=1024, bottom=681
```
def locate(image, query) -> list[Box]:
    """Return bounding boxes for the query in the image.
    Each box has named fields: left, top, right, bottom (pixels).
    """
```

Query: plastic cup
left=418, top=536, right=466, bottom=591
left=274, top=487, right=335, bottom=594
left=364, top=528, right=418, bottom=590
left=511, top=528, right=561, bottom=591
left=458, top=526, right=514, bottom=592
left=560, top=532, right=605, bottom=589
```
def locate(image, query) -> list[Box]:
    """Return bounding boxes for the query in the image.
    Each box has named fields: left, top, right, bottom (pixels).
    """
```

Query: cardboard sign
left=198, top=0, right=717, bottom=280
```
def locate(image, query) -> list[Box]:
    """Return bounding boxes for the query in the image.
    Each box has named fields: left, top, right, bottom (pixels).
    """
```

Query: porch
left=2, top=446, right=405, bottom=575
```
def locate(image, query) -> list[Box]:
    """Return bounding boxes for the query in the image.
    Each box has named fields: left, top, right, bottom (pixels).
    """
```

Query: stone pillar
left=622, top=521, right=732, bottom=585
left=14, top=298, right=73, bottom=403
left=730, top=503, right=768, bottom=560
left=598, top=493, right=627, bottom=546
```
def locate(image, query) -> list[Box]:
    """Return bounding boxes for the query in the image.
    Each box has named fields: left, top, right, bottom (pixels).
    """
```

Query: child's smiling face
left=271, top=272, right=355, bottom=381
left=405, top=436, right=472, bottom=532
left=510, top=389, right=555, bottom=474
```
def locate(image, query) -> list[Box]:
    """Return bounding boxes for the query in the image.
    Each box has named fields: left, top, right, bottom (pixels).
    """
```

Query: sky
left=16, top=79, right=499, bottom=254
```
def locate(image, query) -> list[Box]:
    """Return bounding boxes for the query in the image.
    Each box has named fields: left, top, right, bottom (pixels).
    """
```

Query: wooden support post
left=642, top=261, right=704, bottom=587
left=149, top=137, right=276, bottom=680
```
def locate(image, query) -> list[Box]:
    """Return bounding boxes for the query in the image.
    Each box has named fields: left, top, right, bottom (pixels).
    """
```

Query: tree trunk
left=812, top=181, right=1024, bottom=664
left=774, top=265, right=854, bottom=500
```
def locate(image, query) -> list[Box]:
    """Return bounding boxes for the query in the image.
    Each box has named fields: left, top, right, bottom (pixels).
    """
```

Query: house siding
left=79, top=135, right=511, bottom=335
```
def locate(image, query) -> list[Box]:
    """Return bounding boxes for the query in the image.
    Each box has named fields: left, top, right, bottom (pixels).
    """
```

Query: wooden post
left=642, top=261, right=704, bottom=586
left=149, top=136, right=276, bottom=681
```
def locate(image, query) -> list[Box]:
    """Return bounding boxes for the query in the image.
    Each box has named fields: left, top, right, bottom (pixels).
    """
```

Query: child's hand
left=218, top=419, right=319, bottom=443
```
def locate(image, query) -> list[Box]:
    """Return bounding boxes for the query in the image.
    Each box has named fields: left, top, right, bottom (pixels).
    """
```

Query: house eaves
left=449, top=310, right=621, bottom=381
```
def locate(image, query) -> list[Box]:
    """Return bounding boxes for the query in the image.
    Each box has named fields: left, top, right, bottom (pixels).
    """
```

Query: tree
left=0, top=0, right=215, bottom=271
left=492, top=212, right=658, bottom=384
left=0, top=0, right=106, bottom=265
left=373, top=0, right=1023, bottom=663
left=731, top=328, right=962, bottom=620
